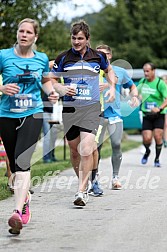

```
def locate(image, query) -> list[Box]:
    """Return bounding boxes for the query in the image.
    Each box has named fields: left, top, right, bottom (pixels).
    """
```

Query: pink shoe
left=22, top=191, right=31, bottom=224
left=8, top=210, right=23, bottom=235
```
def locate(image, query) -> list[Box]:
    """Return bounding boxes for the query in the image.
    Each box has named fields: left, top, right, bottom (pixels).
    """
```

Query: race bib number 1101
left=10, top=93, right=37, bottom=112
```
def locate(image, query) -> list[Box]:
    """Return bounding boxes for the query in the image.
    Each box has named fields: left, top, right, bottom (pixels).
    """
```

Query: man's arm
left=151, top=98, right=167, bottom=113
left=129, top=83, right=140, bottom=107
left=51, top=77, right=77, bottom=97
left=103, top=64, right=117, bottom=102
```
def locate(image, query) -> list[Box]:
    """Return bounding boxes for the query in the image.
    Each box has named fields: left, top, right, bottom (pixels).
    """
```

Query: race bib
left=72, top=84, right=92, bottom=100
left=10, top=93, right=37, bottom=112
left=145, top=102, right=157, bottom=111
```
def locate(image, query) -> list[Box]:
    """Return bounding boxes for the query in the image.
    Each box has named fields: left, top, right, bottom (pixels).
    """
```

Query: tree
left=126, top=0, right=167, bottom=68
left=91, top=0, right=134, bottom=63
left=0, top=0, right=58, bottom=48
left=91, top=0, right=167, bottom=68
left=38, top=18, right=70, bottom=59
left=92, top=0, right=133, bottom=46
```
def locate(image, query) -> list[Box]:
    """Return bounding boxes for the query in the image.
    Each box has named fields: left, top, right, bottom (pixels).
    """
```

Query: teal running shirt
left=0, top=48, right=49, bottom=118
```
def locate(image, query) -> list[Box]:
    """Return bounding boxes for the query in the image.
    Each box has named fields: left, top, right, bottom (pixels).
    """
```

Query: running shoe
left=154, top=160, right=161, bottom=167
left=8, top=210, right=23, bottom=235
left=88, top=181, right=104, bottom=196
left=73, top=191, right=89, bottom=206
left=112, top=177, right=122, bottom=190
left=141, top=150, right=151, bottom=164
left=22, top=191, right=31, bottom=224
left=163, top=140, right=167, bottom=148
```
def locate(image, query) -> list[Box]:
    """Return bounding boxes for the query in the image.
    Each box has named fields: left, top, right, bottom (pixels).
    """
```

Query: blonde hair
left=18, top=18, right=40, bottom=35
left=96, top=44, right=112, bottom=54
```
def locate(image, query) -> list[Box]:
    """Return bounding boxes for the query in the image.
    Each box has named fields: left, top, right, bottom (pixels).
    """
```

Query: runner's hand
left=64, top=85, right=77, bottom=96
left=104, top=86, right=115, bottom=102
left=151, top=107, right=160, bottom=113
left=48, top=91, right=59, bottom=104
left=1, top=83, right=20, bottom=96
left=99, top=82, right=108, bottom=92
left=129, top=97, right=140, bottom=107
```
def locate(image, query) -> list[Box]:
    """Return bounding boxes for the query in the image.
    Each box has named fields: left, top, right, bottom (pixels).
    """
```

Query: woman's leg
left=0, top=118, right=19, bottom=174
left=14, top=114, right=43, bottom=211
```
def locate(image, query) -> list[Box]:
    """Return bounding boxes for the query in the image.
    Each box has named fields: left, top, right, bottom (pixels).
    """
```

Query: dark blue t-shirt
left=52, top=47, right=109, bottom=107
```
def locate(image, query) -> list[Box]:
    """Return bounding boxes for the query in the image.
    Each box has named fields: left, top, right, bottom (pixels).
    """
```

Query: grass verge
left=0, top=135, right=141, bottom=201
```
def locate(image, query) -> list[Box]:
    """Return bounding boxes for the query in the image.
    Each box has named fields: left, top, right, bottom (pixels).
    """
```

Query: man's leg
left=92, top=148, right=99, bottom=181
left=154, top=128, right=163, bottom=167
left=141, top=130, right=152, bottom=164
left=163, top=114, right=167, bottom=147
left=88, top=119, right=107, bottom=196
left=108, top=122, right=123, bottom=189
left=108, top=122, right=123, bottom=177
left=68, top=136, right=81, bottom=177
left=78, top=131, right=96, bottom=192
left=72, top=132, right=97, bottom=206
left=97, top=118, right=108, bottom=163
left=92, top=117, right=107, bottom=181
left=141, top=117, right=153, bottom=164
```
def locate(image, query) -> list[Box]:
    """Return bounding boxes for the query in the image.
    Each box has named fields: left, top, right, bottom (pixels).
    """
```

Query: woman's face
left=17, top=22, right=37, bottom=47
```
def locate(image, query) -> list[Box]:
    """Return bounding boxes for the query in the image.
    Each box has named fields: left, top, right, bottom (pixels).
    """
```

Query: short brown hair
left=70, top=20, right=90, bottom=39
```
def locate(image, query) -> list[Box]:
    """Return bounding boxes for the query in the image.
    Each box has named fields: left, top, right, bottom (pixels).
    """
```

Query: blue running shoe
left=164, top=141, right=167, bottom=148
left=141, top=150, right=150, bottom=165
left=154, top=160, right=161, bottom=167
left=88, top=181, right=103, bottom=197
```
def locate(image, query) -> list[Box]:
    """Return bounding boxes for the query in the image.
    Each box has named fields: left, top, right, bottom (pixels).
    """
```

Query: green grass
left=0, top=135, right=141, bottom=201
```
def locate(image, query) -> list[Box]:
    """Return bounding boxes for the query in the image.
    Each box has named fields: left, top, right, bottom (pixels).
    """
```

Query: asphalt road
left=0, top=136, right=167, bottom=252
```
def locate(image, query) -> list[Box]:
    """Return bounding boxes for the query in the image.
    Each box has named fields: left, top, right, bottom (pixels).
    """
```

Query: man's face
left=143, top=64, right=155, bottom=81
left=71, top=31, right=88, bottom=53
left=97, top=48, right=112, bottom=63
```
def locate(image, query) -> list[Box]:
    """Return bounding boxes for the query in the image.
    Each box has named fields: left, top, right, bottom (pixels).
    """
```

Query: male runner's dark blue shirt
left=52, top=47, right=109, bottom=107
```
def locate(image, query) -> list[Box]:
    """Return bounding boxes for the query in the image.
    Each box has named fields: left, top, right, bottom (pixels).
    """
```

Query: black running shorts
left=142, top=113, right=165, bottom=131
left=62, top=102, right=101, bottom=141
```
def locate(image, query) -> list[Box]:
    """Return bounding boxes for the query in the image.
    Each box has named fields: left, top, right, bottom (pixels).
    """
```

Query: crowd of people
left=0, top=18, right=167, bottom=236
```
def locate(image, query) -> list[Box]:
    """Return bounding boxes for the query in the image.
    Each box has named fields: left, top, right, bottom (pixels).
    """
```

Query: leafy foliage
left=91, top=0, right=167, bottom=68
left=1, top=0, right=167, bottom=68
left=38, top=18, right=71, bottom=59
left=0, top=0, right=59, bottom=48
